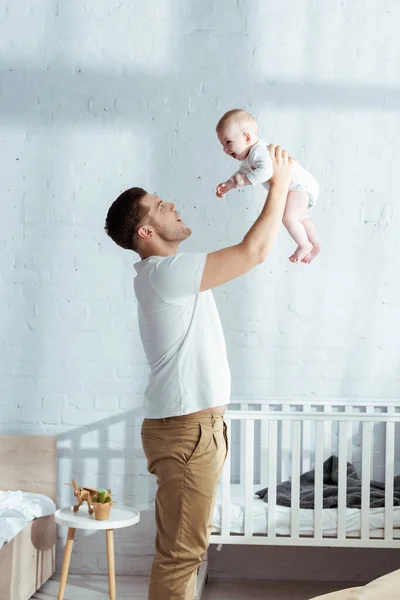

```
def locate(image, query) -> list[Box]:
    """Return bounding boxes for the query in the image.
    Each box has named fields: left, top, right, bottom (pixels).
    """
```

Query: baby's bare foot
left=301, top=243, right=321, bottom=264
left=289, top=242, right=313, bottom=263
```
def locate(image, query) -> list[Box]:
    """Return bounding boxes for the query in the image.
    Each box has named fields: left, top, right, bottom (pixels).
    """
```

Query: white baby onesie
left=231, top=139, right=319, bottom=208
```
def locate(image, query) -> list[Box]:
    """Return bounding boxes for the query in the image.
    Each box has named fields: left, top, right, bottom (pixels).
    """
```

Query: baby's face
left=217, top=123, right=251, bottom=161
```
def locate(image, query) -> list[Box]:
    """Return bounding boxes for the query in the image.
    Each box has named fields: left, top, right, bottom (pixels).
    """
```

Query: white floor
left=32, top=575, right=355, bottom=599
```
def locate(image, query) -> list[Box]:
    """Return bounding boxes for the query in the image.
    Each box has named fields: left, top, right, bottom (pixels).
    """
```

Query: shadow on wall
left=56, top=408, right=155, bottom=576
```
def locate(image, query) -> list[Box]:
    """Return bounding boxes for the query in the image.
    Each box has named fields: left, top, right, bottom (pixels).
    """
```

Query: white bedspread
left=0, top=490, right=56, bottom=548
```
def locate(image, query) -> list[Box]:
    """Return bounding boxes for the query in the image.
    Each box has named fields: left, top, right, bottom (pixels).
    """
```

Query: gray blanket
left=256, top=455, right=400, bottom=509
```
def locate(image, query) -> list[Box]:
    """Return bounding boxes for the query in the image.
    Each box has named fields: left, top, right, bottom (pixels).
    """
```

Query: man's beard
left=150, top=219, right=191, bottom=242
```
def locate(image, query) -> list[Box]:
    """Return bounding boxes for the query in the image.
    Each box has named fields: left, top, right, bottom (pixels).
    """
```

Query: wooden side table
left=55, top=505, right=140, bottom=600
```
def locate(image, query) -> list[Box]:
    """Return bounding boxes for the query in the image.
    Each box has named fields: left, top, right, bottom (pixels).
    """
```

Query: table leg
left=106, top=529, right=116, bottom=600
left=57, top=527, right=76, bottom=600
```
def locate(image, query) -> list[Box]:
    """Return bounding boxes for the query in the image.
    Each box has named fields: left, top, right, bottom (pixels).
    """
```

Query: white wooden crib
left=196, top=398, right=400, bottom=597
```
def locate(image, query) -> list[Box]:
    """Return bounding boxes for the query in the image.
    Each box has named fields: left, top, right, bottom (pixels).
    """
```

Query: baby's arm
left=216, top=179, right=236, bottom=198
left=216, top=172, right=252, bottom=197
left=216, top=145, right=274, bottom=197
left=216, top=170, right=258, bottom=197
left=231, top=171, right=252, bottom=187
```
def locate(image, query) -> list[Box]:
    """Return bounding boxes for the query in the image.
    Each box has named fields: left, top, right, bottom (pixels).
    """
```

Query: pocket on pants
left=182, top=424, right=205, bottom=465
left=223, top=421, right=229, bottom=458
left=141, top=433, right=164, bottom=464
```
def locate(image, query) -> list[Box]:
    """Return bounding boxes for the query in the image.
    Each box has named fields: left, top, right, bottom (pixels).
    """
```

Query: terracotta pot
left=92, top=501, right=112, bottom=521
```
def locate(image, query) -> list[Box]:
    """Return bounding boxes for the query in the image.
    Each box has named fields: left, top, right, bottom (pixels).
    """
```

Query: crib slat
left=345, top=405, right=353, bottom=464
left=384, top=417, right=395, bottom=541
left=361, top=421, right=372, bottom=540
left=314, top=421, right=324, bottom=540
left=302, top=404, right=312, bottom=473
left=260, top=415, right=269, bottom=488
left=221, top=418, right=231, bottom=538
left=337, top=421, right=348, bottom=540
left=281, top=419, right=291, bottom=482
left=291, top=421, right=301, bottom=538
left=240, top=403, right=248, bottom=487
left=244, top=419, right=254, bottom=537
left=324, top=404, right=332, bottom=460
left=267, top=420, right=278, bottom=538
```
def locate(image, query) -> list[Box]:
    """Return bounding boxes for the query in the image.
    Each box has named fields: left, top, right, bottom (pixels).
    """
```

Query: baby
left=216, top=109, right=320, bottom=263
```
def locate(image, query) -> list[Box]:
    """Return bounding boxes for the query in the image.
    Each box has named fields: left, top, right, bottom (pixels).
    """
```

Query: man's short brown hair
left=105, top=187, right=150, bottom=252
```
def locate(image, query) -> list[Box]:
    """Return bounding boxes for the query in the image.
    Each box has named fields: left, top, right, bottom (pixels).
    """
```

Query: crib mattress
left=212, top=484, right=400, bottom=537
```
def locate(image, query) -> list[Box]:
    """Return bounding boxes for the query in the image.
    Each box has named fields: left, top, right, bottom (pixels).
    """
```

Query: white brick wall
left=1, top=0, right=399, bottom=579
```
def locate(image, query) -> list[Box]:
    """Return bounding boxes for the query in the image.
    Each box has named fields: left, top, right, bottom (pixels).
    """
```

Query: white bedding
left=0, top=490, right=56, bottom=548
left=212, top=484, right=400, bottom=537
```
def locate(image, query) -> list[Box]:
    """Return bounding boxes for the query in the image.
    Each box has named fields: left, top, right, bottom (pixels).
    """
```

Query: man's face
left=140, top=193, right=191, bottom=243
left=217, top=123, right=250, bottom=161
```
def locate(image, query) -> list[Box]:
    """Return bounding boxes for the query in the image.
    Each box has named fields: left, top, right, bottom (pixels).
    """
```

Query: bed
left=196, top=399, right=400, bottom=598
left=0, top=434, right=57, bottom=600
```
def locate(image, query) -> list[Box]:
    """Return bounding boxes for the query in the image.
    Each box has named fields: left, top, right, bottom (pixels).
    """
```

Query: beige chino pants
left=141, top=413, right=228, bottom=600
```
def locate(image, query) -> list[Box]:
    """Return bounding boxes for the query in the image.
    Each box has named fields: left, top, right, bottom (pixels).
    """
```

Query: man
left=105, top=145, right=295, bottom=599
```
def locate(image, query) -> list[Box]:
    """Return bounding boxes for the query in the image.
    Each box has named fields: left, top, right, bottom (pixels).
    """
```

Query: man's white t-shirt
left=133, top=253, right=231, bottom=419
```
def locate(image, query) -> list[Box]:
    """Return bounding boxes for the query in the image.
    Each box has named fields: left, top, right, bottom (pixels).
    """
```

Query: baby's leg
left=301, top=218, right=321, bottom=263
left=283, top=191, right=312, bottom=262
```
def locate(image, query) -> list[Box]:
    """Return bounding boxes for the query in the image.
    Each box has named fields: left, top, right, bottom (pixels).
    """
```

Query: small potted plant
left=90, top=488, right=112, bottom=521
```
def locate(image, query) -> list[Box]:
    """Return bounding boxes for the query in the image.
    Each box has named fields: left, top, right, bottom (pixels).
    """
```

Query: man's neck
left=140, top=244, right=179, bottom=260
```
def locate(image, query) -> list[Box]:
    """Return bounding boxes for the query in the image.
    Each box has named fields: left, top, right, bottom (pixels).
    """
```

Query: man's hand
left=216, top=180, right=235, bottom=198
left=268, top=144, right=296, bottom=186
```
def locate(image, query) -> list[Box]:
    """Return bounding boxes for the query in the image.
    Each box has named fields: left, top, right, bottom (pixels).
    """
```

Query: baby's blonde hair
left=216, top=109, right=257, bottom=133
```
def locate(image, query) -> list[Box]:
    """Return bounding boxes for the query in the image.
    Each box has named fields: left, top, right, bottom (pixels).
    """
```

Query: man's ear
left=137, top=225, right=153, bottom=240
left=243, top=131, right=252, bottom=144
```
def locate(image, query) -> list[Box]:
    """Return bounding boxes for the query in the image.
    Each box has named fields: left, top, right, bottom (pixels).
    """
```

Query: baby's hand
left=216, top=180, right=235, bottom=198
